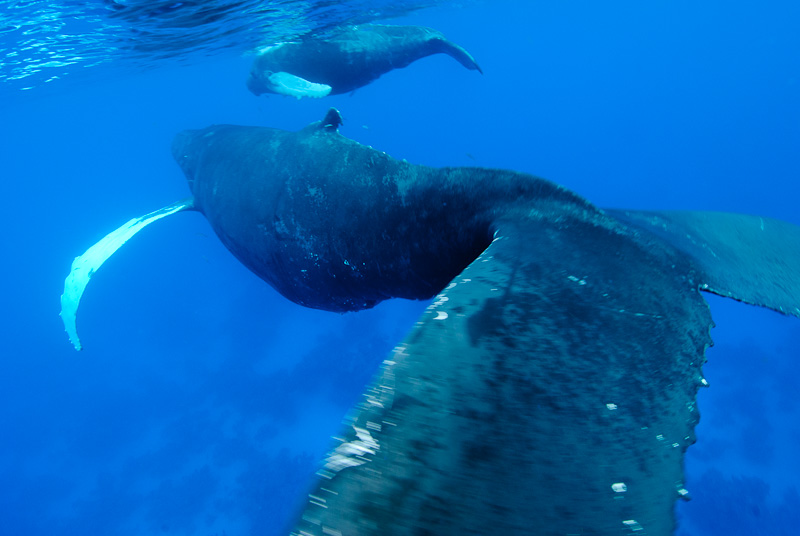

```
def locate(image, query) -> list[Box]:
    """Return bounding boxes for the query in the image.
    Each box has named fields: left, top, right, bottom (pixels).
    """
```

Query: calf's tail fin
left=433, top=37, right=483, bottom=74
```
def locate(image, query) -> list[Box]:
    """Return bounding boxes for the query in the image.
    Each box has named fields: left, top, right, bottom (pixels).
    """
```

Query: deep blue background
left=1, top=1, right=798, bottom=534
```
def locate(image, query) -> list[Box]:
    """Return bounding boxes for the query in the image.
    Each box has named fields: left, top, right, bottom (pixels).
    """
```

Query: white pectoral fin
left=268, top=71, right=332, bottom=99
left=60, top=199, right=194, bottom=351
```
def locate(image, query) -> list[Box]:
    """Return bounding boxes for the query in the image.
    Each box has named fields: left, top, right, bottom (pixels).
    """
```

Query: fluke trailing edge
left=60, top=109, right=800, bottom=535
left=247, top=24, right=482, bottom=98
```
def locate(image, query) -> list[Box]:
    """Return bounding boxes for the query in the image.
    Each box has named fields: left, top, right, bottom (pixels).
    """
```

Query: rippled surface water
left=0, top=0, right=452, bottom=90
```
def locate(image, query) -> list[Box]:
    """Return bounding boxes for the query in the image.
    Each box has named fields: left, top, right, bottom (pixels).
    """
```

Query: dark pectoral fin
left=608, top=209, right=800, bottom=318
left=293, top=209, right=711, bottom=535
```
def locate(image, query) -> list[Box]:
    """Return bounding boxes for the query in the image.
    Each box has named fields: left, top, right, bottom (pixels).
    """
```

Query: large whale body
left=246, top=24, right=482, bottom=98
left=61, top=109, right=800, bottom=535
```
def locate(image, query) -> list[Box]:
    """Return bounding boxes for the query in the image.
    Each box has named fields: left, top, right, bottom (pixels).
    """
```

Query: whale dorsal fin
left=320, top=108, right=343, bottom=131
left=607, top=209, right=800, bottom=318
left=300, top=108, right=344, bottom=135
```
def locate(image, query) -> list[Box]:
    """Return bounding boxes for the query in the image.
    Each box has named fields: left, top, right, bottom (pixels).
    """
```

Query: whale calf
left=246, top=24, right=482, bottom=98
left=61, top=109, right=800, bottom=535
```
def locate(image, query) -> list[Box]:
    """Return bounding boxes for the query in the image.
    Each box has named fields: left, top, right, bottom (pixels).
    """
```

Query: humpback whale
left=60, top=109, right=800, bottom=535
left=246, top=24, right=482, bottom=98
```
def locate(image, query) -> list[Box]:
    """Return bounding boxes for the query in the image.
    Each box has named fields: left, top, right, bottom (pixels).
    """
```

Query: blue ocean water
left=1, top=0, right=799, bottom=534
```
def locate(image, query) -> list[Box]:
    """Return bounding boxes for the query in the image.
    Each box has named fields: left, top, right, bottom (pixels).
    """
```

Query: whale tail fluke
left=60, top=198, right=195, bottom=351
left=292, top=207, right=711, bottom=535
left=433, top=37, right=483, bottom=74
left=607, top=209, right=800, bottom=318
